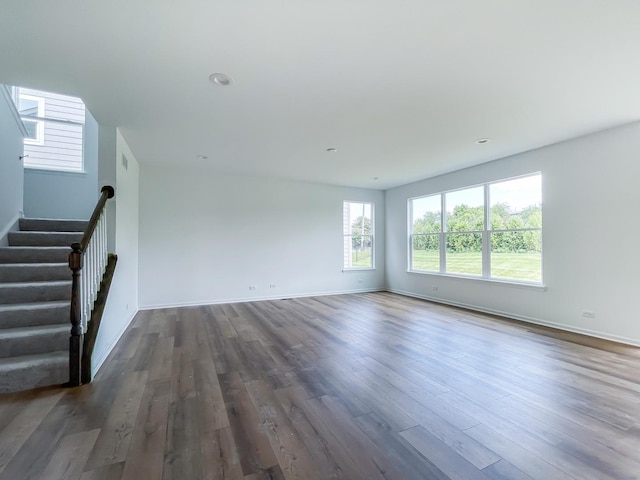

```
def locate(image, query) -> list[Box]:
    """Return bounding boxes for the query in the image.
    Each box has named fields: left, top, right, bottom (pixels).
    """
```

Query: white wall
left=23, top=109, right=99, bottom=219
left=0, top=87, right=25, bottom=245
left=138, top=166, right=385, bottom=308
left=98, top=125, right=117, bottom=253
left=92, top=129, right=139, bottom=374
left=386, top=121, right=640, bottom=345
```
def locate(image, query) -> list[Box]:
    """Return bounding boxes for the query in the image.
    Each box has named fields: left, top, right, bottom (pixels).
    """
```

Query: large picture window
left=409, top=173, right=542, bottom=283
left=343, top=201, right=374, bottom=269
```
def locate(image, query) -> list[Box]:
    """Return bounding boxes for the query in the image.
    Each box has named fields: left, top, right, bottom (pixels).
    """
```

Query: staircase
left=0, top=218, right=87, bottom=393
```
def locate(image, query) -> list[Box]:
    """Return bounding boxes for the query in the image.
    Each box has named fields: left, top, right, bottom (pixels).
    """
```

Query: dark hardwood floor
left=1, top=292, right=639, bottom=479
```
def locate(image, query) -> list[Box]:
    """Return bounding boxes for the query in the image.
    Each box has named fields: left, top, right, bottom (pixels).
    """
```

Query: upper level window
left=409, top=173, right=542, bottom=284
left=343, top=201, right=374, bottom=269
left=16, top=94, right=45, bottom=145
left=13, top=87, right=85, bottom=172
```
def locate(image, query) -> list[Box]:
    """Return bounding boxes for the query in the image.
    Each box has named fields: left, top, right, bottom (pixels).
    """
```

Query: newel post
left=69, top=243, right=83, bottom=387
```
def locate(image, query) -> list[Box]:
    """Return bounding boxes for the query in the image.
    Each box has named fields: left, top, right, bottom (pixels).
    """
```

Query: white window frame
left=408, top=173, right=542, bottom=285
left=343, top=201, right=375, bottom=270
left=18, top=93, right=45, bottom=146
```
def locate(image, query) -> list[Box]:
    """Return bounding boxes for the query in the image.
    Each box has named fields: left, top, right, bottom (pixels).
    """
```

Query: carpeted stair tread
left=0, top=350, right=67, bottom=369
left=8, top=231, right=83, bottom=247
left=0, top=323, right=69, bottom=339
left=0, top=324, right=68, bottom=358
left=0, top=351, right=67, bottom=393
left=0, top=301, right=69, bottom=328
left=0, top=300, right=68, bottom=313
left=0, top=280, right=71, bottom=287
left=0, top=280, right=72, bottom=304
left=19, top=218, right=88, bottom=232
left=0, top=263, right=69, bottom=282
left=0, top=246, right=71, bottom=264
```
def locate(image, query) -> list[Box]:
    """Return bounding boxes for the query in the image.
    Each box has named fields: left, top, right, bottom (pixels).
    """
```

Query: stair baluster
left=68, top=185, right=114, bottom=387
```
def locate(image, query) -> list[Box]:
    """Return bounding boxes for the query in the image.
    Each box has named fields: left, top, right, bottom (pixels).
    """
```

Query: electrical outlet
left=357, top=279, right=364, bottom=284
left=270, top=284, right=276, bottom=289
left=582, top=310, right=595, bottom=319
left=249, top=285, right=256, bottom=291
left=432, top=286, right=439, bottom=291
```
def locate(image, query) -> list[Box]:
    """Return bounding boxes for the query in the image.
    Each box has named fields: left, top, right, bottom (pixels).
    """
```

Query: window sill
left=343, top=268, right=376, bottom=273
left=24, top=167, right=87, bottom=176
left=407, top=270, right=546, bottom=291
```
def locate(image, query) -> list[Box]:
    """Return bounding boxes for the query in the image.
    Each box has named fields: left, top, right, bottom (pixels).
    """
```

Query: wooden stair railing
left=68, top=185, right=116, bottom=386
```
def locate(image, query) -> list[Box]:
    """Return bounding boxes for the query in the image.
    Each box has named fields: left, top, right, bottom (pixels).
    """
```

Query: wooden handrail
left=75, top=185, right=114, bottom=253
left=68, top=185, right=115, bottom=387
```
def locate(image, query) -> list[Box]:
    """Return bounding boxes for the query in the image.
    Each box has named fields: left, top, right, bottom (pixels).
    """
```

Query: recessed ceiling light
left=326, top=147, right=337, bottom=152
left=209, top=73, right=232, bottom=86
left=196, top=154, right=208, bottom=159
left=475, top=138, right=490, bottom=144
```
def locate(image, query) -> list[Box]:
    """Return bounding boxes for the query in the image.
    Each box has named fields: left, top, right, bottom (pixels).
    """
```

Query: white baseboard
left=387, top=288, right=640, bottom=347
left=138, top=287, right=385, bottom=311
left=130, top=287, right=640, bottom=350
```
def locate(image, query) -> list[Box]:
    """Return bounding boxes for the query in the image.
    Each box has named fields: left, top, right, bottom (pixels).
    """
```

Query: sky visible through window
left=412, top=174, right=542, bottom=221
left=349, top=202, right=371, bottom=223
left=490, top=175, right=542, bottom=212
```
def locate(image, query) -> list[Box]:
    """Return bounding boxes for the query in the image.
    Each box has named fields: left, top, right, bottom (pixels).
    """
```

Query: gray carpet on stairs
left=0, top=218, right=87, bottom=393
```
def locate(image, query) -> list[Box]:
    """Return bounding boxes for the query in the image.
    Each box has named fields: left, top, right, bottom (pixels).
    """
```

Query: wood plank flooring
left=1, top=292, right=640, bottom=479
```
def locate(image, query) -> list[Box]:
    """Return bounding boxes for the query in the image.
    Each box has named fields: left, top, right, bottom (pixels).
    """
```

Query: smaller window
left=12, top=87, right=86, bottom=172
left=17, top=94, right=44, bottom=145
left=343, top=201, right=374, bottom=269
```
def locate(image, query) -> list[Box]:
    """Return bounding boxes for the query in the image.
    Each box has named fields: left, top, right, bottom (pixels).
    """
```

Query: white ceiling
left=2, top=1, right=640, bottom=189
